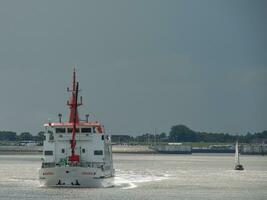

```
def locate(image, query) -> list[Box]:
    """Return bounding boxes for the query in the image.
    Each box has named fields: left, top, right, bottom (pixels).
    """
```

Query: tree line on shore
left=0, top=125, right=266, bottom=144
left=168, top=125, right=267, bottom=143
left=110, top=125, right=267, bottom=144
left=0, top=131, right=45, bottom=142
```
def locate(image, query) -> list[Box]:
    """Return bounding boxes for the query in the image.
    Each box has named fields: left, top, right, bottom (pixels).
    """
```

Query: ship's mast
left=67, top=68, right=82, bottom=163
left=68, top=68, right=82, bottom=123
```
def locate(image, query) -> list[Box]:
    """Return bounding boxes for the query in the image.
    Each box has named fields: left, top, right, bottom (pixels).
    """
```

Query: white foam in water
left=5, top=171, right=169, bottom=189
left=8, top=178, right=39, bottom=185
left=7, top=169, right=169, bottom=189
left=114, top=169, right=169, bottom=189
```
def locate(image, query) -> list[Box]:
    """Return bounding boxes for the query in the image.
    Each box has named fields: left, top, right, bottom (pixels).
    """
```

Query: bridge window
left=44, top=150, right=53, bottom=155
left=55, top=128, right=66, bottom=133
left=82, top=148, right=86, bottom=153
left=81, top=128, right=92, bottom=133
left=94, top=150, right=103, bottom=155
left=67, top=128, right=80, bottom=133
left=61, top=149, right=65, bottom=153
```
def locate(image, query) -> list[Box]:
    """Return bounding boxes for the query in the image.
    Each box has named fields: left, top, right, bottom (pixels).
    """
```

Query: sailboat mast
left=235, top=141, right=240, bottom=165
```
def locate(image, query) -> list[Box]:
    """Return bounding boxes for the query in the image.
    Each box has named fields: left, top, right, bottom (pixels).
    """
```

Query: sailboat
left=234, top=141, right=244, bottom=170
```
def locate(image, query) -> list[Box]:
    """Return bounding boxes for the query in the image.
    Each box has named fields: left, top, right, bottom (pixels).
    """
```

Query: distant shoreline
left=0, top=145, right=156, bottom=155
left=0, top=145, right=265, bottom=155
left=0, top=146, right=42, bottom=155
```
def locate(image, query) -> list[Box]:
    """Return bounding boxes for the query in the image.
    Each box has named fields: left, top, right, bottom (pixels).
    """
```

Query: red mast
left=67, top=68, right=82, bottom=163
left=68, top=68, right=82, bottom=123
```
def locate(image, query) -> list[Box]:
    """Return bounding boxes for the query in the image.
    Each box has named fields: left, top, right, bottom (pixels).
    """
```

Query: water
left=0, top=154, right=266, bottom=200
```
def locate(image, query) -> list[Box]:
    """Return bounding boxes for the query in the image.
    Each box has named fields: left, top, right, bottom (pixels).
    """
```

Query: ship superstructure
left=39, top=69, right=114, bottom=187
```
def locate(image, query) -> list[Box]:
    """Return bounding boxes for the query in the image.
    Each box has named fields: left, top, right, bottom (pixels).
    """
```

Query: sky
left=0, top=0, right=266, bottom=136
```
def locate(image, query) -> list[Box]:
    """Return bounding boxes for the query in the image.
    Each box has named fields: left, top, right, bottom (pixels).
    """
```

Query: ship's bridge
left=44, top=122, right=104, bottom=134
left=42, top=121, right=108, bottom=165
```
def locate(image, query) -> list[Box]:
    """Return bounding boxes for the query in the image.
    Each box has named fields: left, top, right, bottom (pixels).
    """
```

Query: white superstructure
left=39, top=69, right=114, bottom=187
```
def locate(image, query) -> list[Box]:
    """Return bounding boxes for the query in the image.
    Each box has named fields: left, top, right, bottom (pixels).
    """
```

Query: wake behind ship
left=39, top=69, right=114, bottom=187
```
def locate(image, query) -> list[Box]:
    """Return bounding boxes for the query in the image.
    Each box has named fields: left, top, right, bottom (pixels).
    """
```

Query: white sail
left=235, top=141, right=240, bottom=165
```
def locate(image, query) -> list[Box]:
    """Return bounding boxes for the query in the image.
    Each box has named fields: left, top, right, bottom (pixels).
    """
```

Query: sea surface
left=0, top=154, right=266, bottom=200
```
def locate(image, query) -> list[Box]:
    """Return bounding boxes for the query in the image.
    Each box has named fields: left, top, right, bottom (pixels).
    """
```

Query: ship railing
left=42, top=162, right=56, bottom=168
left=81, top=162, right=105, bottom=168
left=41, top=161, right=105, bottom=169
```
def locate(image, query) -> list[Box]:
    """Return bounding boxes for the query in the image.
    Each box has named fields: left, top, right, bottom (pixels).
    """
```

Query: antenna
left=58, top=113, right=62, bottom=123
left=85, top=114, right=89, bottom=122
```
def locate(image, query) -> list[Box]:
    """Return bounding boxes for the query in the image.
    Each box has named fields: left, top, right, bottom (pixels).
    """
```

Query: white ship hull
left=39, top=167, right=114, bottom=188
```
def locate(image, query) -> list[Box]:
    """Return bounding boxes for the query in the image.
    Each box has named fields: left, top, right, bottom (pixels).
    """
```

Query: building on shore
left=241, top=144, right=267, bottom=155
left=111, top=134, right=132, bottom=144
left=192, top=144, right=234, bottom=153
left=152, top=143, right=192, bottom=154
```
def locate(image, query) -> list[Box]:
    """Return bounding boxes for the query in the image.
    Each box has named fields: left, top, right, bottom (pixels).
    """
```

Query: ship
left=234, top=141, right=244, bottom=170
left=39, top=69, right=114, bottom=187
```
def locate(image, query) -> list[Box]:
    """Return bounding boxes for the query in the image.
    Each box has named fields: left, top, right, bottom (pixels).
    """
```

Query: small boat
left=234, top=141, right=244, bottom=170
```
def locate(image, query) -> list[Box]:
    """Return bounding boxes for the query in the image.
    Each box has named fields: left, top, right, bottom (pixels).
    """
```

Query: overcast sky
left=0, top=0, right=266, bottom=135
